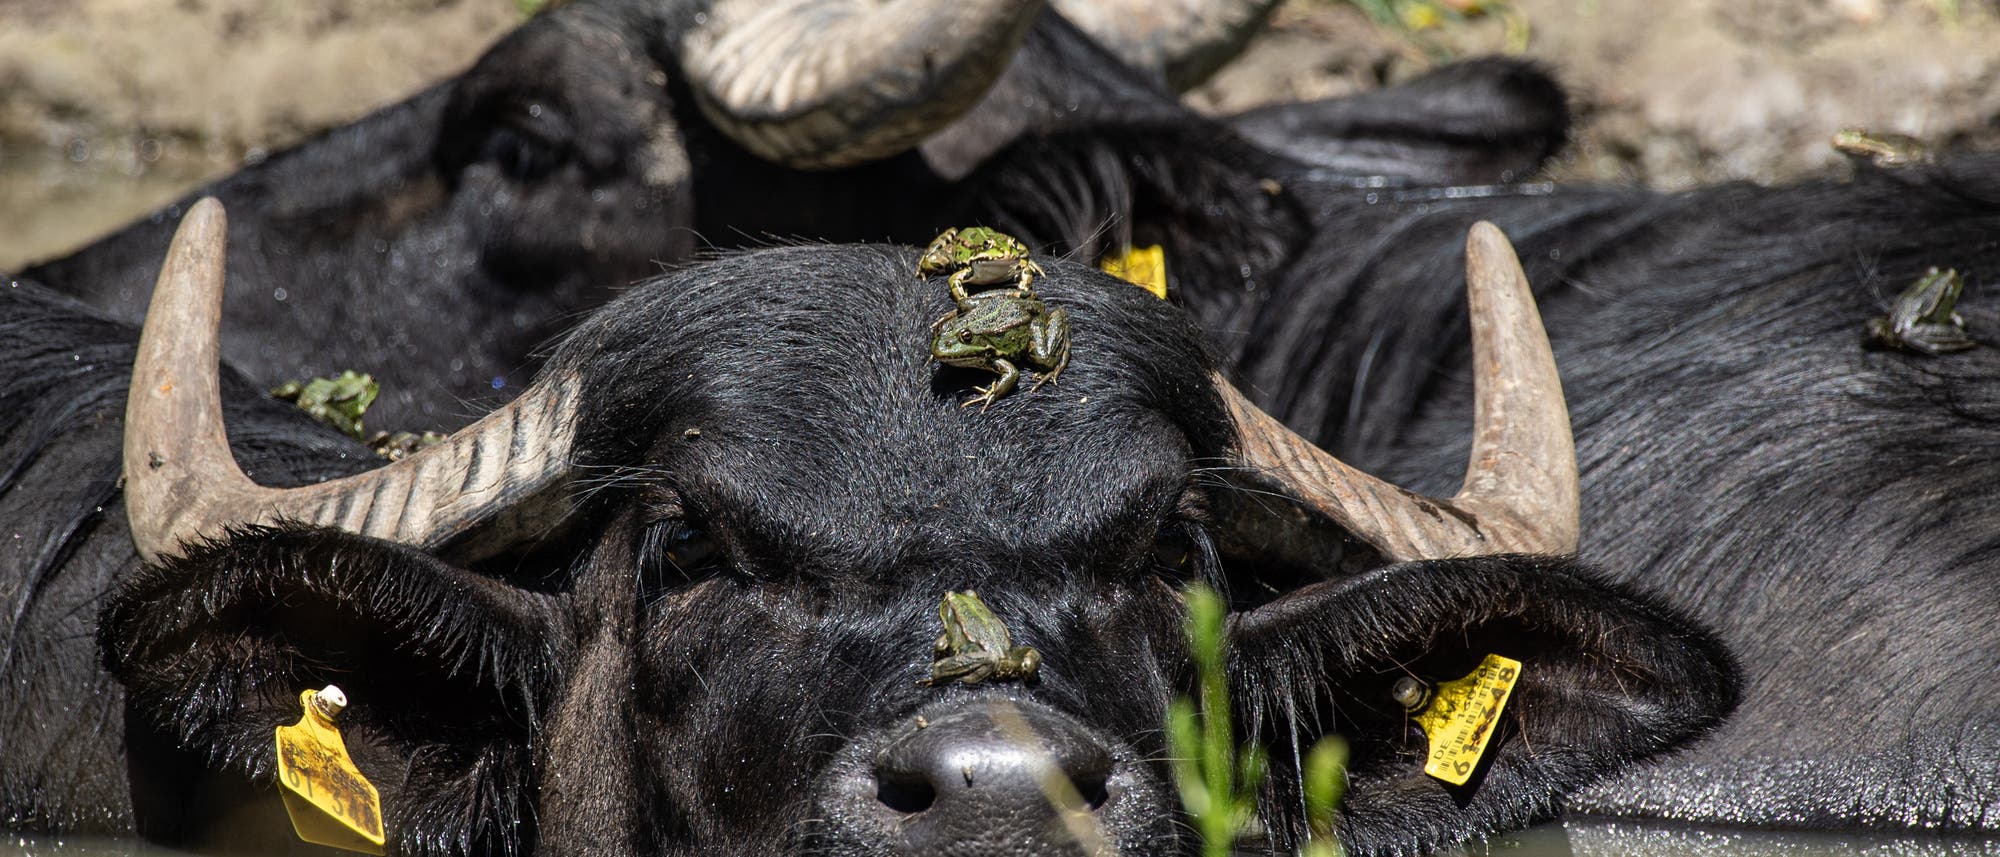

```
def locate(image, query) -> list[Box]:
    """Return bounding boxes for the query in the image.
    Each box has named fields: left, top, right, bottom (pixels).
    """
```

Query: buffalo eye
left=1148, top=489, right=1214, bottom=581
left=638, top=518, right=722, bottom=594
left=1151, top=528, right=1194, bottom=571
left=1150, top=517, right=1220, bottom=590
left=661, top=524, right=716, bottom=571
left=476, top=101, right=574, bottom=182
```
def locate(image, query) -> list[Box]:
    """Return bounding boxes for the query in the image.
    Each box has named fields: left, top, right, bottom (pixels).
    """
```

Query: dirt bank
left=1193, top=0, right=2000, bottom=187
left=3, top=0, right=1997, bottom=268
left=0, top=0, right=516, bottom=269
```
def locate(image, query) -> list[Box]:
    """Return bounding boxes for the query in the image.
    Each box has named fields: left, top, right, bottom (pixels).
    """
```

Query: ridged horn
left=1050, top=0, right=1280, bottom=91
left=1221, top=221, right=1578, bottom=561
left=679, top=0, right=1046, bottom=169
left=123, top=198, right=582, bottom=565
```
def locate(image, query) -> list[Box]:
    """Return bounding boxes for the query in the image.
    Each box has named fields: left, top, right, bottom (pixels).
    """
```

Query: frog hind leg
left=1015, top=259, right=1046, bottom=292
left=966, top=359, right=1021, bottom=411
left=1027, top=307, right=1070, bottom=393
left=1902, top=322, right=1977, bottom=355
left=928, top=655, right=998, bottom=685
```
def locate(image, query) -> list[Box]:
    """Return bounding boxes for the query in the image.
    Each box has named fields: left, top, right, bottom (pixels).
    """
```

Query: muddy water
left=0, top=148, right=213, bottom=272
left=4, top=822, right=1997, bottom=856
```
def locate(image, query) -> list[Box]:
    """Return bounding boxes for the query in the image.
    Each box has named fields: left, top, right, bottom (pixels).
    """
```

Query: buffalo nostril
left=873, top=701, right=1117, bottom=827
left=875, top=775, right=937, bottom=814
left=817, top=700, right=1176, bottom=856
left=1068, top=768, right=1109, bottom=810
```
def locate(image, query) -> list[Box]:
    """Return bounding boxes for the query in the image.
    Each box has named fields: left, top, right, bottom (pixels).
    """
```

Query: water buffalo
left=18, top=0, right=1569, bottom=434
left=0, top=201, right=1734, bottom=856
left=979, top=126, right=2000, bottom=835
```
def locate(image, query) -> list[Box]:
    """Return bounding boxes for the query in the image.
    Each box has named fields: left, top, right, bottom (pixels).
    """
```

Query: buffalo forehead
left=665, top=383, right=1191, bottom=571
left=577, top=246, right=1212, bottom=570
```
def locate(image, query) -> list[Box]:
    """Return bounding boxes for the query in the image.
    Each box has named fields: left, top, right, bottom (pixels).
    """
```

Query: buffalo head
left=102, top=203, right=1735, bottom=856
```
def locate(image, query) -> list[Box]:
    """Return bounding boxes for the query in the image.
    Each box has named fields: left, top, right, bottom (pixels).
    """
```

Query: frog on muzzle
left=922, top=591, right=1041, bottom=686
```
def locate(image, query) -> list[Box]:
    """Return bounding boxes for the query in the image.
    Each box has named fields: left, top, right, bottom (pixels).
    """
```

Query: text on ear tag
left=1412, top=654, right=1521, bottom=786
left=1100, top=245, right=1168, bottom=300
left=274, top=685, right=387, bottom=854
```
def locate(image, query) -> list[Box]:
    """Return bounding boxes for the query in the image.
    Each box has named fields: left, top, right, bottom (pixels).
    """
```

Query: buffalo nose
left=873, top=701, right=1114, bottom=854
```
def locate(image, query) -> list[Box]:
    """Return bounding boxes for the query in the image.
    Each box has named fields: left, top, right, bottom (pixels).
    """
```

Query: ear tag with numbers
left=274, top=685, right=387, bottom=854
left=1099, top=245, right=1168, bottom=300
left=1410, top=654, right=1521, bottom=786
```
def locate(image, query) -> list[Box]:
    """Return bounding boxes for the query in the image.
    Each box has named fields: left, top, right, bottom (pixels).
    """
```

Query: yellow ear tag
left=274, top=685, right=387, bottom=854
left=1411, top=654, right=1522, bottom=786
left=1099, top=245, right=1168, bottom=300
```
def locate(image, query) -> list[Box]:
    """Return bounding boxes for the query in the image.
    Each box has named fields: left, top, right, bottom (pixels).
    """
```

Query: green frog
left=931, top=288, right=1070, bottom=410
left=918, top=227, right=1046, bottom=299
left=922, top=591, right=1041, bottom=686
left=271, top=371, right=379, bottom=441
left=369, top=429, right=447, bottom=461
left=1832, top=128, right=1933, bottom=169
left=1865, top=267, right=1976, bottom=355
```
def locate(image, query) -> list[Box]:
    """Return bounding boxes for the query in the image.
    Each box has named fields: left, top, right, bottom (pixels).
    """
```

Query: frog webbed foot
left=1015, top=260, right=1046, bottom=292
left=1902, top=323, right=1977, bottom=355
left=965, top=360, right=1021, bottom=410
left=1027, top=308, right=1071, bottom=393
left=1027, top=346, right=1069, bottom=393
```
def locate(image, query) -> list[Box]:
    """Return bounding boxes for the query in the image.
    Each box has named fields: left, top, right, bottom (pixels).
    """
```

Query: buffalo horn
left=1049, top=0, right=1281, bottom=91
left=1221, top=222, right=1578, bottom=561
left=123, top=198, right=582, bottom=565
left=679, top=0, right=1045, bottom=169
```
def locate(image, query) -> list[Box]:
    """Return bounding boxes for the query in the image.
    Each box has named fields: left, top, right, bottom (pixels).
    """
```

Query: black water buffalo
left=0, top=200, right=1734, bottom=856
left=18, top=0, right=1568, bottom=434
left=978, top=127, right=2000, bottom=834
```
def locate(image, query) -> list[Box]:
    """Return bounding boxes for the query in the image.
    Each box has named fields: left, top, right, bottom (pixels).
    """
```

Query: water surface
left=0, top=147, right=212, bottom=271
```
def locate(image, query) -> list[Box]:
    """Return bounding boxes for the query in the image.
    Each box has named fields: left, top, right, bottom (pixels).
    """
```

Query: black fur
left=697, top=76, right=2000, bottom=830
left=1271, top=162, right=2000, bottom=831
left=1231, top=557, right=1736, bottom=856
left=988, top=132, right=2000, bottom=831
left=0, top=279, right=374, bottom=837
left=27, top=250, right=1735, bottom=855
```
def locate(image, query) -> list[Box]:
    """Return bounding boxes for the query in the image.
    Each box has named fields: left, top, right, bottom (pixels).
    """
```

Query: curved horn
left=1221, top=221, right=1578, bottom=561
left=124, top=198, right=582, bottom=565
left=680, top=0, right=1045, bottom=169
left=1050, top=0, right=1280, bottom=91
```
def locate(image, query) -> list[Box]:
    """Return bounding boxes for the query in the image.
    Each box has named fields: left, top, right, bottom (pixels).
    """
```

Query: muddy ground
left=1195, top=0, right=2000, bottom=187
left=3, top=0, right=1998, bottom=268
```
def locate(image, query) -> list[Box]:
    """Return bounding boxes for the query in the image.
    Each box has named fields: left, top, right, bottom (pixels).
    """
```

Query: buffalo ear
left=1224, top=555, right=1739, bottom=857
left=1223, top=58, right=1571, bottom=184
left=101, top=527, right=565, bottom=857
